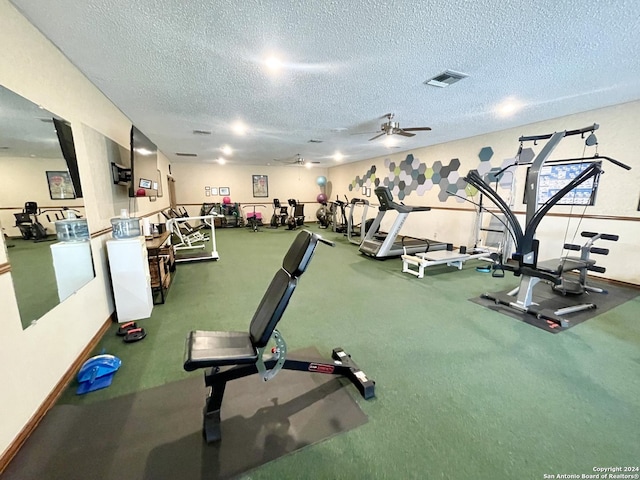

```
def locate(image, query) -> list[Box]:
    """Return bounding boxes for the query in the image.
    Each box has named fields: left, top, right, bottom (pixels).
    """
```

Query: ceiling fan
left=274, top=153, right=320, bottom=166
left=368, top=113, right=432, bottom=141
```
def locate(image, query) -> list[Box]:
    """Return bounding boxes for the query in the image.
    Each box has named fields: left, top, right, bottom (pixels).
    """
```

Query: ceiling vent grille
left=175, top=152, right=198, bottom=157
left=308, top=139, right=323, bottom=143
left=193, top=129, right=211, bottom=135
left=425, top=70, right=468, bottom=88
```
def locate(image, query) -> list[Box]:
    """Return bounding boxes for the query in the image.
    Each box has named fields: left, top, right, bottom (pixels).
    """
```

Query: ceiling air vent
left=308, top=139, right=323, bottom=143
left=193, top=129, right=212, bottom=135
left=425, top=70, right=468, bottom=88
left=175, top=152, right=198, bottom=157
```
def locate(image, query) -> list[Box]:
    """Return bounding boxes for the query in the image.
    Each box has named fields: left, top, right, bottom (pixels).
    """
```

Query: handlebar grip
left=317, top=237, right=335, bottom=247
left=588, top=265, right=606, bottom=273
left=600, top=234, right=619, bottom=242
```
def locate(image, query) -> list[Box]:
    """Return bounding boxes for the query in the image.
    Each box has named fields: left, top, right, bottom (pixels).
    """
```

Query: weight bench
left=540, top=231, right=618, bottom=296
left=183, top=230, right=375, bottom=443
left=401, top=247, right=490, bottom=279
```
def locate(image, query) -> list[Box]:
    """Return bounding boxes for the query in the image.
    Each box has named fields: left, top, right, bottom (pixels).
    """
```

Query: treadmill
left=359, top=186, right=449, bottom=258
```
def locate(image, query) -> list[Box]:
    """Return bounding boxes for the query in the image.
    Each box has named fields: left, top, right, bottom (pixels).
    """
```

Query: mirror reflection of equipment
left=0, top=84, right=95, bottom=329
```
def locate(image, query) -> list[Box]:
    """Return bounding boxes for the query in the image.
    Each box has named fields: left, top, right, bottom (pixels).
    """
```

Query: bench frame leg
left=199, top=349, right=375, bottom=443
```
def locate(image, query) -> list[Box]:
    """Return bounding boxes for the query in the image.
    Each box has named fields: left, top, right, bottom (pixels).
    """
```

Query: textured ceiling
left=7, top=0, right=640, bottom=166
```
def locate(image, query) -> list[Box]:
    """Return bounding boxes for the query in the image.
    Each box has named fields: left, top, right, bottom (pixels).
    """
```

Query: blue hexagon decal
left=479, top=147, right=494, bottom=162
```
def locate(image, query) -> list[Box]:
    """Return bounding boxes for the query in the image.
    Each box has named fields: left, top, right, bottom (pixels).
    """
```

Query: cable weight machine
left=464, top=124, right=631, bottom=330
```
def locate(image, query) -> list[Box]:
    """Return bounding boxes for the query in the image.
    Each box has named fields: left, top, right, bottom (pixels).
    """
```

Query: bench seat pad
left=184, top=330, right=258, bottom=371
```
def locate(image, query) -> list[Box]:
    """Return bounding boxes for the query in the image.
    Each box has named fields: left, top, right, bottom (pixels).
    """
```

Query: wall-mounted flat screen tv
left=129, top=125, right=158, bottom=197
left=524, top=160, right=602, bottom=206
left=53, top=118, right=83, bottom=198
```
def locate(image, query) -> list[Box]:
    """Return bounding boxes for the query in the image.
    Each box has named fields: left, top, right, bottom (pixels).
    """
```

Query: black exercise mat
left=2, top=347, right=368, bottom=480
left=470, top=277, right=639, bottom=333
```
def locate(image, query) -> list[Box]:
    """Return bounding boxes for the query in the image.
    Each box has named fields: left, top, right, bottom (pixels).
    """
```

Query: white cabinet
left=106, top=236, right=153, bottom=322
left=50, top=241, right=95, bottom=302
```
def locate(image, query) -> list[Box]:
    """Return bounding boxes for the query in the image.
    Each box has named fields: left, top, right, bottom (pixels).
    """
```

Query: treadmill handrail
left=374, top=186, right=431, bottom=214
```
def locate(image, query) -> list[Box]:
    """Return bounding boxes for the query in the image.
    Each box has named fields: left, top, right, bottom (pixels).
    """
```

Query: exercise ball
left=317, top=193, right=328, bottom=204
left=316, top=176, right=327, bottom=187
left=223, top=196, right=231, bottom=204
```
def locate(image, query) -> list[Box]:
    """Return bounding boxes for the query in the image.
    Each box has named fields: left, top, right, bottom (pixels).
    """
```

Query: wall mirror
left=0, top=84, right=95, bottom=330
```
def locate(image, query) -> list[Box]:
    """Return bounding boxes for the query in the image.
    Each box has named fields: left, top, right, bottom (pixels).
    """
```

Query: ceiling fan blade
left=350, top=130, right=379, bottom=136
left=395, top=129, right=416, bottom=137
left=402, top=127, right=432, bottom=132
left=369, top=132, right=386, bottom=141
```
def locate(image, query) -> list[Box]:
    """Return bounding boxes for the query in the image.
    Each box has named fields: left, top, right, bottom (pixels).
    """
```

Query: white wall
left=0, top=0, right=169, bottom=459
left=329, top=101, right=640, bottom=284
left=0, top=156, right=86, bottom=236
left=171, top=162, right=329, bottom=221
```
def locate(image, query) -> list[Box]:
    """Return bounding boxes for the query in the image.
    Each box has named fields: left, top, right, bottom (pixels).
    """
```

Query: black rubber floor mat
left=470, top=277, right=639, bottom=333
left=2, top=347, right=368, bottom=480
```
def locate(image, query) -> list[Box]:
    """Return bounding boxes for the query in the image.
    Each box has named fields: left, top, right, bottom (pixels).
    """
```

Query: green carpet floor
left=5, top=235, right=61, bottom=329
left=53, top=225, right=639, bottom=479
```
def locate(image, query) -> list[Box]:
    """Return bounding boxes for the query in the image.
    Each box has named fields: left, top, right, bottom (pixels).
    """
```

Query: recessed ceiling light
left=495, top=97, right=524, bottom=117
left=333, top=152, right=343, bottom=161
left=221, top=145, right=233, bottom=155
left=265, top=55, right=283, bottom=72
left=305, top=162, right=312, bottom=169
left=232, top=121, right=247, bottom=135
left=217, top=157, right=226, bottom=165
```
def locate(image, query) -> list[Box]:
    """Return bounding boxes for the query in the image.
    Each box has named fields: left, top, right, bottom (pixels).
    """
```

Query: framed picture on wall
left=219, top=187, right=230, bottom=196
left=210, top=187, right=218, bottom=196
left=252, top=175, right=268, bottom=197
left=46, top=171, right=76, bottom=200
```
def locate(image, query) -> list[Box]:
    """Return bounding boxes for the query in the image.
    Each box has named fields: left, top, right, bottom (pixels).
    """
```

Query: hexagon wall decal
left=478, top=146, right=494, bottom=162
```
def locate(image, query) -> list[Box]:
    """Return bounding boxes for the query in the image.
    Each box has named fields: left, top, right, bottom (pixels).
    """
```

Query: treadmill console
left=374, top=187, right=395, bottom=211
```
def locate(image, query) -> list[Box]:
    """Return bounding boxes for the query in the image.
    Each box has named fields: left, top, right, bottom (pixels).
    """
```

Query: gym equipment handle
left=317, top=236, right=335, bottom=247
left=600, top=233, right=619, bottom=242
left=588, top=265, right=606, bottom=274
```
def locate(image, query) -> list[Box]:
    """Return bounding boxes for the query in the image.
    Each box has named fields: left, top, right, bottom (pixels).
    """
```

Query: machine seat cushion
left=183, top=330, right=258, bottom=371
left=536, top=257, right=595, bottom=275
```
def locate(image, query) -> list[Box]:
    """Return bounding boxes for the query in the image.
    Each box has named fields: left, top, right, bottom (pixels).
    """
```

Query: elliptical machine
left=286, top=199, right=305, bottom=230
left=14, top=202, right=49, bottom=242
left=269, top=198, right=289, bottom=228
left=331, top=196, right=348, bottom=233
left=316, top=199, right=332, bottom=229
